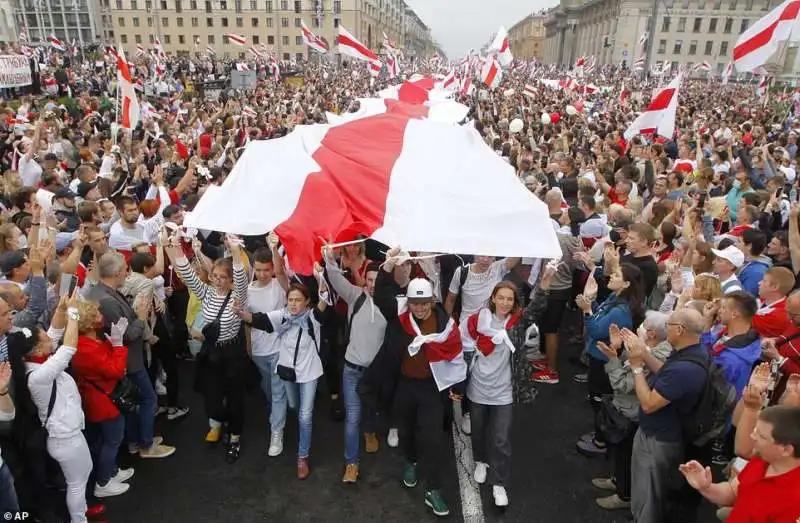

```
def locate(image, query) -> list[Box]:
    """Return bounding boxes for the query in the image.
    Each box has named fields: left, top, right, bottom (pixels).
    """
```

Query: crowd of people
left=0, top=44, right=796, bottom=523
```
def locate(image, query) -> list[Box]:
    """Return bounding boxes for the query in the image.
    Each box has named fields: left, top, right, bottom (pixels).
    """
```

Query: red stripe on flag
left=384, top=100, right=430, bottom=119
left=734, top=0, right=800, bottom=61
left=337, top=34, right=377, bottom=61
left=275, top=114, right=410, bottom=274
left=411, top=77, right=436, bottom=91
left=398, top=81, right=429, bottom=104
left=646, top=87, right=676, bottom=111
left=121, top=97, right=131, bottom=128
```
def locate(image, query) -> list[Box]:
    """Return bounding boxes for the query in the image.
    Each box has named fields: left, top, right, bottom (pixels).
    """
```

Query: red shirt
left=71, top=336, right=129, bottom=422
left=753, top=297, right=792, bottom=339
left=607, top=186, right=628, bottom=206
left=728, top=456, right=800, bottom=523
left=775, top=326, right=800, bottom=376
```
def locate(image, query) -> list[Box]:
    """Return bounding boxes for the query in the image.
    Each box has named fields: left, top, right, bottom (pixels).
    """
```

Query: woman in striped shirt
left=165, top=236, right=249, bottom=463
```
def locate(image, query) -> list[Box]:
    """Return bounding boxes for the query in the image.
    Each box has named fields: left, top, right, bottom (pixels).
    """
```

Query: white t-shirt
left=108, top=221, right=148, bottom=250
left=449, top=259, right=511, bottom=328
left=19, top=156, right=42, bottom=187
left=247, top=280, right=286, bottom=356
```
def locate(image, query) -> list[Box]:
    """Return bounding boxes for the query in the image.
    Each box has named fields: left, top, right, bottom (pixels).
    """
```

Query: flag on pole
left=734, top=0, right=800, bottom=72
left=489, top=26, right=513, bottom=67
left=226, top=33, right=247, bottom=46
left=721, top=61, right=734, bottom=84
left=441, top=69, right=457, bottom=90
left=337, top=25, right=378, bottom=63
left=480, top=56, right=502, bottom=88
left=368, top=60, right=381, bottom=77
left=116, top=48, right=140, bottom=130
left=300, top=20, right=329, bottom=53
left=382, top=30, right=397, bottom=54
left=136, top=43, right=145, bottom=56
left=523, top=84, right=537, bottom=97
left=387, top=55, right=399, bottom=78
left=460, top=75, right=474, bottom=97
left=693, top=61, right=712, bottom=71
left=47, top=34, right=66, bottom=52
left=70, top=39, right=78, bottom=57
left=633, top=57, right=645, bottom=71
left=153, top=38, right=166, bottom=59
left=624, top=74, right=682, bottom=140
left=19, top=27, right=28, bottom=44
left=206, top=45, right=215, bottom=55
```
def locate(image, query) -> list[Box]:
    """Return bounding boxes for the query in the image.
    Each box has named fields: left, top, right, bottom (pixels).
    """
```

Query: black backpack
left=451, top=264, right=470, bottom=319
left=679, top=352, right=738, bottom=447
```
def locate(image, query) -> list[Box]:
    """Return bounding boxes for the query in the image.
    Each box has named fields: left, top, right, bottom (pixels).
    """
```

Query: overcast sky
left=404, top=0, right=558, bottom=58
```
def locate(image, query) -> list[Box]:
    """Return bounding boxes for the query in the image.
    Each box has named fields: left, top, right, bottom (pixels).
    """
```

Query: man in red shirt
left=753, top=267, right=795, bottom=338
left=680, top=405, right=800, bottom=523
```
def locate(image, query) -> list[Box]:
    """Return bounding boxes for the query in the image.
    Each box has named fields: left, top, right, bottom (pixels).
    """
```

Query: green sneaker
left=425, top=490, right=450, bottom=517
left=402, top=462, right=417, bottom=488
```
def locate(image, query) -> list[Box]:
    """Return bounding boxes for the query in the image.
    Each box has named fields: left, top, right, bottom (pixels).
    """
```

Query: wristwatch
left=67, top=307, right=80, bottom=321
left=632, top=366, right=645, bottom=375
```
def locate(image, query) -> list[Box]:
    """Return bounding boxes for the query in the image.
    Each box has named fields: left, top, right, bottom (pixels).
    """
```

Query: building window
left=334, top=0, right=340, bottom=14
left=704, top=40, right=713, bottom=54
left=267, top=17, right=273, bottom=27
left=208, top=34, right=214, bottom=43
left=164, top=35, right=171, bottom=43
left=192, top=17, right=198, bottom=26
left=677, top=17, right=686, bottom=32
left=281, top=17, right=288, bottom=27
left=149, top=35, right=155, bottom=44
left=206, top=16, right=213, bottom=26
left=116, top=0, right=122, bottom=9
left=280, top=0, right=287, bottom=9
left=235, top=0, right=242, bottom=12
left=730, top=0, right=737, bottom=8
left=312, top=17, right=319, bottom=27
left=334, top=17, right=339, bottom=27
left=121, top=34, right=128, bottom=43
left=161, top=17, right=168, bottom=26
left=118, top=17, right=125, bottom=26
left=135, top=34, right=142, bottom=43
left=294, top=0, right=300, bottom=12
left=252, top=17, right=258, bottom=26
left=740, top=19, right=749, bottom=32
left=295, top=35, right=302, bottom=45
left=283, top=52, right=290, bottom=60
left=266, top=0, right=272, bottom=12
left=693, top=17, right=702, bottom=32
left=220, top=0, right=227, bottom=8
left=267, top=35, right=274, bottom=44
left=253, top=34, right=259, bottom=43
left=720, top=41, right=728, bottom=55
left=657, top=39, right=666, bottom=53
left=724, top=17, right=733, bottom=33
left=250, top=0, right=257, bottom=8
left=205, top=0, right=211, bottom=12
left=661, top=16, right=670, bottom=32
left=178, top=34, right=185, bottom=43
left=222, top=17, right=228, bottom=26
left=133, top=16, right=140, bottom=26
left=673, top=39, right=682, bottom=54
left=282, top=35, right=289, bottom=45
left=709, top=18, right=718, bottom=32
left=131, top=0, right=138, bottom=7
left=148, top=17, right=153, bottom=26
left=294, top=17, right=300, bottom=27
left=235, top=16, right=242, bottom=26
left=191, top=0, right=197, bottom=8
left=161, top=0, right=167, bottom=9
left=175, top=0, right=181, bottom=11
left=689, top=39, right=697, bottom=54
left=296, top=52, right=303, bottom=61
left=177, top=17, right=183, bottom=26
left=745, top=0, right=754, bottom=8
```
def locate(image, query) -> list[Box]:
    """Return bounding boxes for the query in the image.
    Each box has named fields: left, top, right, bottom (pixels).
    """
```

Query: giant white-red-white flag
left=734, top=0, right=800, bottom=72
left=116, top=48, right=140, bottom=130
left=480, top=56, right=502, bottom=88
left=184, top=112, right=561, bottom=275
left=301, top=20, right=329, bottom=54
left=489, top=26, right=513, bottom=67
left=623, top=74, right=682, bottom=140
left=326, top=98, right=469, bottom=126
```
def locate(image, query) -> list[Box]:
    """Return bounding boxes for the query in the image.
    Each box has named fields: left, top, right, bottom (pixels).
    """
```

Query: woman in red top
left=70, top=300, right=133, bottom=498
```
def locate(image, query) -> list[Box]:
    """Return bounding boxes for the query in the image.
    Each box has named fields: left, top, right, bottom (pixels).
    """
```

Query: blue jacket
left=700, top=327, right=761, bottom=398
left=738, top=258, right=770, bottom=296
left=586, top=294, right=634, bottom=363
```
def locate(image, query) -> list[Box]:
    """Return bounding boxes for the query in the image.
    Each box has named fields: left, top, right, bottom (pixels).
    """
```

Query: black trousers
left=470, top=402, right=513, bottom=486
left=148, top=314, right=179, bottom=407
left=395, top=378, right=446, bottom=490
left=201, top=338, right=249, bottom=435
left=167, top=288, right=190, bottom=353
left=588, top=357, right=613, bottom=444
left=612, top=427, right=637, bottom=501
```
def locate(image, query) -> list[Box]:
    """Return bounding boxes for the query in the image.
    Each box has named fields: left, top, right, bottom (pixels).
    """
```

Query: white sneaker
left=474, top=461, right=488, bottom=484
left=268, top=431, right=283, bottom=457
left=493, top=485, right=508, bottom=507
left=387, top=428, right=399, bottom=448
left=461, top=413, right=472, bottom=435
left=94, top=480, right=130, bottom=498
left=155, top=380, right=167, bottom=396
left=112, top=468, right=135, bottom=483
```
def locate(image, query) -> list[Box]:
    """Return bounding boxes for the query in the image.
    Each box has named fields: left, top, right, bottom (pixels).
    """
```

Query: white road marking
left=452, top=401, right=484, bottom=523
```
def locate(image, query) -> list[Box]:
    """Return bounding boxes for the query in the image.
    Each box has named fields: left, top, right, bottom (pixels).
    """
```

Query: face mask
left=733, top=180, right=742, bottom=189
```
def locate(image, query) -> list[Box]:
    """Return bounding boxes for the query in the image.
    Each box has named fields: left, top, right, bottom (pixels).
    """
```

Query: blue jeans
left=285, top=379, right=317, bottom=458
left=88, top=415, right=125, bottom=485
left=126, top=369, right=157, bottom=448
left=252, top=353, right=287, bottom=433
left=0, top=463, right=18, bottom=513
left=343, top=364, right=376, bottom=465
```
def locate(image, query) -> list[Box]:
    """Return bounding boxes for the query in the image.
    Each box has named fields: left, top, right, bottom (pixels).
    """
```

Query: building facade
left=508, top=11, right=547, bottom=62
left=403, top=4, right=430, bottom=60
left=0, top=0, right=17, bottom=43
left=9, top=0, right=104, bottom=45
left=109, top=0, right=429, bottom=61
left=544, top=0, right=797, bottom=78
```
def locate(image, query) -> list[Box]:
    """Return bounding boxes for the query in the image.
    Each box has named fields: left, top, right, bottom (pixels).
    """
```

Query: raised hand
left=597, top=341, right=619, bottom=360
left=678, top=461, right=713, bottom=491
left=107, top=317, right=129, bottom=347
left=748, top=362, right=772, bottom=392
left=0, top=362, right=11, bottom=392
left=609, top=323, right=623, bottom=350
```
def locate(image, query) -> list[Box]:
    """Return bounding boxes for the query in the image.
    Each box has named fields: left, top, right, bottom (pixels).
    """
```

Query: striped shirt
left=175, top=259, right=249, bottom=343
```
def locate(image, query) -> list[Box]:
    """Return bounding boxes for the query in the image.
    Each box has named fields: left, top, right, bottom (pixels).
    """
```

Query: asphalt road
left=103, top=355, right=717, bottom=523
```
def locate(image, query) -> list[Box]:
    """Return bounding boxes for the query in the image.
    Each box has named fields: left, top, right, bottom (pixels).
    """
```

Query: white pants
left=47, top=434, right=91, bottom=523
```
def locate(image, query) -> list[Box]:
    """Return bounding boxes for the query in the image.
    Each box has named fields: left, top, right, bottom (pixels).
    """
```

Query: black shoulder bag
left=201, top=291, right=233, bottom=347
left=84, top=375, right=140, bottom=414
left=343, top=293, right=368, bottom=348
left=25, top=375, right=57, bottom=453
left=276, top=317, right=318, bottom=382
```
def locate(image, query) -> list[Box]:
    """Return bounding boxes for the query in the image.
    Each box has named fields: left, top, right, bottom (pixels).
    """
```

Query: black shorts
left=538, top=288, right=572, bottom=334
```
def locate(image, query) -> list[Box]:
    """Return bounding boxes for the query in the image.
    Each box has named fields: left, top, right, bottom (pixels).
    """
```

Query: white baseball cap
left=406, top=278, right=434, bottom=301
left=711, top=245, right=745, bottom=268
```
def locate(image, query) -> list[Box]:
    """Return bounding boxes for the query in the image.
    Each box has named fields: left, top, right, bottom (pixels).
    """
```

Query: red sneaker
left=532, top=369, right=560, bottom=384
left=532, top=360, right=548, bottom=371
left=86, top=503, right=106, bottom=519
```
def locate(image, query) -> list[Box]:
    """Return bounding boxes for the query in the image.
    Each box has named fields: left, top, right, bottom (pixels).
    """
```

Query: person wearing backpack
left=621, top=308, right=708, bottom=523
left=322, top=247, right=387, bottom=484
left=236, top=280, right=329, bottom=480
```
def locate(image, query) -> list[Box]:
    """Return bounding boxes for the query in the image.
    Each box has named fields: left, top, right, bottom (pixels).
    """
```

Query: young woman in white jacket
left=8, top=292, right=94, bottom=522
left=459, top=281, right=522, bottom=509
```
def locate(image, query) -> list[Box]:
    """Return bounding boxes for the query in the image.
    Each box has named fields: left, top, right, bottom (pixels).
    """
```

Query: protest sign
left=0, top=55, right=32, bottom=88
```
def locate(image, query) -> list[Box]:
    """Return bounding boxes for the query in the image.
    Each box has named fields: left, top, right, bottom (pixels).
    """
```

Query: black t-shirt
left=622, top=253, right=659, bottom=297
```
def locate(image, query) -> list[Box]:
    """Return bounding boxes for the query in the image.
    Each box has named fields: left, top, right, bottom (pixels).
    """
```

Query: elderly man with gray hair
left=589, top=311, right=674, bottom=512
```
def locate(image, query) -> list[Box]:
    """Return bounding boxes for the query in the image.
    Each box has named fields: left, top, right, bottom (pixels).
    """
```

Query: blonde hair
left=692, top=274, right=723, bottom=301
left=77, top=300, right=101, bottom=335
left=0, top=223, right=19, bottom=254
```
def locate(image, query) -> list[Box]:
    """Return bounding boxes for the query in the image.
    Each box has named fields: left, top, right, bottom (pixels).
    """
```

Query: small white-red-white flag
left=721, top=61, right=734, bottom=85
left=226, top=33, right=247, bottom=46
left=242, top=106, right=257, bottom=119
left=387, top=56, right=399, bottom=78
left=136, top=43, right=145, bottom=56
left=337, top=25, right=378, bottom=63
left=48, top=34, right=66, bottom=52
left=206, top=45, right=215, bottom=55
left=734, top=0, right=800, bottom=72
left=523, top=84, right=537, bottom=97
left=574, top=56, right=586, bottom=69
left=489, top=26, right=513, bottom=67
left=619, top=81, right=630, bottom=105
left=460, top=75, right=474, bottom=97
left=368, top=60, right=381, bottom=77
left=441, top=69, right=457, bottom=90
left=693, top=61, right=711, bottom=71
left=624, top=74, right=682, bottom=140
left=116, top=48, right=140, bottom=130
left=758, top=75, right=771, bottom=97
left=301, top=20, right=329, bottom=54
left=236, top=62, right=250, bottom=72
left=480, top=56, right=502, bottom=88
left=633, top=57, right=645, bottom=71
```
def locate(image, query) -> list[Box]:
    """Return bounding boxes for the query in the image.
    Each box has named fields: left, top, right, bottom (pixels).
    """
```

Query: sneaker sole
left=533, top=378, right=560, bottom=384
left=94, top=486, right=130, bottom=498
left=403, top=479, right=417, bottom=488
left=167, top=412, right=189, bottom=421
left=140, top=449, right=176, bottom=459
left=268, top=449, right=283, bottom=457
left=424, top=499, right=450, bottom=517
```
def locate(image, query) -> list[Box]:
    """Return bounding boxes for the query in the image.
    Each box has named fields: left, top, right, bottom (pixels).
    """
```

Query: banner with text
left=0, top=55, right=31, bottom=88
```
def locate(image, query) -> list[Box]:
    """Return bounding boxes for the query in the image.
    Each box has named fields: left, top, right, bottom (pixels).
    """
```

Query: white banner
left=0, top=55, right=31, bottom=88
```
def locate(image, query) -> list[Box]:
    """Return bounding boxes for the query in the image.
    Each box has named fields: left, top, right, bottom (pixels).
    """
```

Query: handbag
left=85, top=375, right=141, bottom=414
left=596, top=396, right=636, bottom=445
left=201, top=291, right=233, bottom=347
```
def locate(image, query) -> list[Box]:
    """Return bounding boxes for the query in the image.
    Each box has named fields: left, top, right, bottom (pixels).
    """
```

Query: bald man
left=0, top=247, right=47, bottom=328
left=626, top=307, right=709, bottom=523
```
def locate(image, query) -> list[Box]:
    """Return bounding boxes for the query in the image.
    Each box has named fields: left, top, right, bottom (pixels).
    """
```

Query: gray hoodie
left=604, top=340, right=673, bottom=420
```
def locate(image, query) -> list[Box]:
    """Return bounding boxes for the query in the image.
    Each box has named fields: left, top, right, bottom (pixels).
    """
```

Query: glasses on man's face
left=666, top=322, right=684, bottom=329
